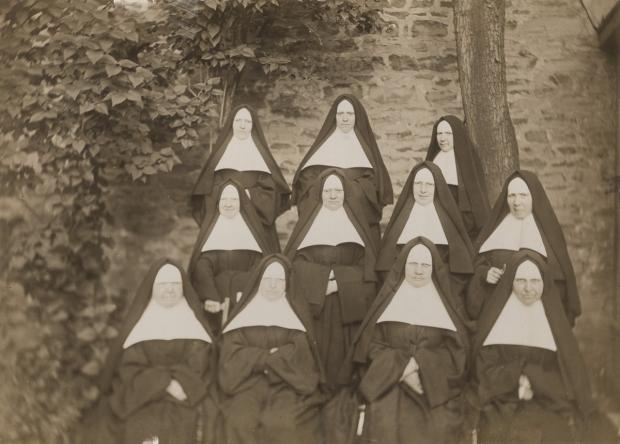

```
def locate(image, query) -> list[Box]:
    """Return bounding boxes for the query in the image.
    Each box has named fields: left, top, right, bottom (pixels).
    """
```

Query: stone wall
left=105, top=0, right=617, bottom=391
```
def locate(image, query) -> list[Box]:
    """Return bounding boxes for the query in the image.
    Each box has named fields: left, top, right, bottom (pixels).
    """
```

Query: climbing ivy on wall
left=0, top=0, right=380, bottom=441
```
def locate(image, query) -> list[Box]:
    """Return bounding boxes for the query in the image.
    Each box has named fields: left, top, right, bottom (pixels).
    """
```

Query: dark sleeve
left=465, top=255, right=493, bottom=320
left=248, top=175, right=284, bottom=226
left=171, top=341, right=212, bottom=406
left=522, top=354, right=571, bottom=409
left=218, top=329, right=271, bottom=395
left=264, top=331, right=320, bottom=395
left=193, top=254, right=221, bottom=303
left=293, top=167, right=321, bottom=208
left=414, top=329, right=467, bottom=407
left=108, top=344, right=172, bottom=418
left=293, top=257, right=330, bottom=318
left=359, top=326, right=409, bottom=403
left=334, top=264, right=376, bottom=325
left=475, top=345, right=523, bottom=405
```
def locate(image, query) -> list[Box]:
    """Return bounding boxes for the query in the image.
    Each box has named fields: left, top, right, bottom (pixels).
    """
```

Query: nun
left=425, top=116, right=489, bottom=240
left=188, top=180, right=279, bottom=332
left=291, top=94, right=393, bottom=242
left=90, top=260, right=216, bottom=444
left=191, top=105, right=291, bottom=247
left=346, top=238, right=468, bottom=444
left=466, top=171, right=580, bottom=325
left=218, top=255, right=325, bottom=444
left=472, top=251, right=596, bottom=444
left=285, top=169, right=378, bottom=389
left=377, top=162, right=474, bottom=309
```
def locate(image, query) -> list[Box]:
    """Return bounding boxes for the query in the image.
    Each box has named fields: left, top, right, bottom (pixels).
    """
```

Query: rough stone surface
left=105, top=0, right=617, bottom=394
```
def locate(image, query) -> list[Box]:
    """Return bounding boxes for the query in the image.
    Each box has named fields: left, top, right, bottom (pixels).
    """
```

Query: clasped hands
left=166, top=379, right=187, bottom=401
left=400, top=357, right=423, bottom=395
left=518, top=374, right=533, bottom=401
left=326, top=270, right=338, bottom=295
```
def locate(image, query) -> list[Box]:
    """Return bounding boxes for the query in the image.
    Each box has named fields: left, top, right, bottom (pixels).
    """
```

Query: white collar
left=222, top=294, right=306, bottom=333
left=397, top=202, right=448, bottom=245
left=123, top=298, right=212, bottom=348
left=479, top=213, right=547, bottom=256
left=215, top=136, right=271, bottom=172
left=484, top=293, right=556, bottom=351
left=298, top=206, right=365, bottom=248
left=377, top=280, right=457, bottom=331
left=303, top=128, right=372, bottom=169
left=432, top=149, right=458, bottom=185
left=202, top=213, right=262, bottom=252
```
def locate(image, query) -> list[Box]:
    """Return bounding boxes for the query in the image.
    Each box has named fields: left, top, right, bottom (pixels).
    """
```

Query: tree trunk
left=453, top=0, right=519, bottom=202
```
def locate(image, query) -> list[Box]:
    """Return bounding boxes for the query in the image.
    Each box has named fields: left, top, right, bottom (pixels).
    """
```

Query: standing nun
left=188, top=180, right=279, bottom=332
left=466, top=171, right=580, bottom=325
left=377, top=161, right=474, bottom=309
left=425, top=115, right=489, bottom=240
left=285, top=169, right=378, bottom=390
left=346, top=238, right=469, bottom=444
left=191, top=105, right=290, bottom=248
left=218, top=255, right=325, bottom=444
left=91, top=260, right=216, bottom=444
left=472, top=251, right=596, bottom=444
left=291, top=94, right=393, bottom=242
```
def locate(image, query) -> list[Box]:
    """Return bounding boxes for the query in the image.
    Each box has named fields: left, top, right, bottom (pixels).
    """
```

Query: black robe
left=217, top=255, right=325, bottom=444
left=191, top=104, right=290, bottom=247
left=80, top=259, right=217, bottom=444
left=292, top=94, right=393, bottom=241
left=188, top=179, right=278, bottom=331
left=285, top=170, right=379, bottom=389
left=347, top=238, right=469, bottom=444
left=469, top=170, right=580, bottom=324
left=471, top=252, right=596, bottom=444
left=424, top=115, right=490, bottom=240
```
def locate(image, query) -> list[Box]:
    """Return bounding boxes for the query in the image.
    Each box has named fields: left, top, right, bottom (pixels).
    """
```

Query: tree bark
left=454, top=0, right=519, bottom=202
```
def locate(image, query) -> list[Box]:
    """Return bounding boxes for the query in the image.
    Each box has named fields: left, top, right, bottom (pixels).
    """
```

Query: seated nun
left=472, top=251, right=597, bottom=444
left=347, top=238, right=468, bottom=444
left=467, top=171, right=580, bottom=325
left=190, top=105, right=290, bottom=248
left=85, top=260, right=216, bottom=444
left=284, top=169, right=378, bottom=390
left=291, top=94, right=393, bottom=243
left=377, top=161, right=474, bottom=312
left=218, top=255, right=324, bottom=444
left=424, top=116, right=490, bottom=240
left=188, top=180, right=279, bottom=332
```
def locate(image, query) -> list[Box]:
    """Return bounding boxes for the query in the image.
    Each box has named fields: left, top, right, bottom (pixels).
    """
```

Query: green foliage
left=0, top=0, right=381, bottom=441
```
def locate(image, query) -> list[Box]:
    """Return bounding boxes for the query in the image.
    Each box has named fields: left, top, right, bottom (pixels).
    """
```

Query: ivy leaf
left=79, top=102, right=95, bottom=114
left=85, top=50, right=104, bottom=64
left=94, top=103, right=108, bottom=115
left=128, top=73, right=144, bottom=87
left=118, top=59, right=138, bottom=68
left=207, top=23, right=220, bottom=39
left=73, top=140, right=86, bottom=153
left=81, top=360, right=100, bottom=376
left=105, top=64, right=122, bottom=77
left=29, top=111, right=57, bottom=123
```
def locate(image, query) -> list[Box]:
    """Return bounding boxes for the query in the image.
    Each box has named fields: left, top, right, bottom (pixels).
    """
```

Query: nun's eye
left=515, top=279, right=526, bottom=284
left=421, top=264, right=431, bottom=269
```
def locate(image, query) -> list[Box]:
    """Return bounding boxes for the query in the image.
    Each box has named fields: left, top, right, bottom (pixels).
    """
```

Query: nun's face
left=232, top=108, right=252, bottom=140
left=436, top=120, right=453, bottom=152
left=412, top=168, right=435, bottom=206
left=218, top=185, right=241, bottom=219
left=322, top=175, right=345, bottom=211
left=507, top=177, right=532, bottom=219
left=512, top=260, right=543, bottom=306
left=405, top=244, right=433, bottom=288
left=258, top=263, right=287, bottom=301
left=336, top=99, right=355, bottom=133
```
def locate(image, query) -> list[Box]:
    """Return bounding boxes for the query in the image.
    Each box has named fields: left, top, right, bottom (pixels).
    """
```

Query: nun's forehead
left=154, top=263, right=182, bottom=283
left=414, top=167, right=434, bottom=183
left=508, top=176, right=530, bottom=194
left=323, top=174, right=344, bottom=189
left=437, top=120, right=452, bottom=132
left=234, top=107, right=252, bottom=121
left=220, top=184, right=240, bottom=199
left=262, top=261, right=286, bottom=279
left=514, top=260, right=542, bottom=279
left=407, top=243, right=433, bottom=263
left=336, top=99, right=354, bottom=113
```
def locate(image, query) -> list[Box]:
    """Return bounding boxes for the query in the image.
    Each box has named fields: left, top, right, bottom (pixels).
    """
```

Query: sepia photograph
left=1, top=0, right=620, bottom=442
